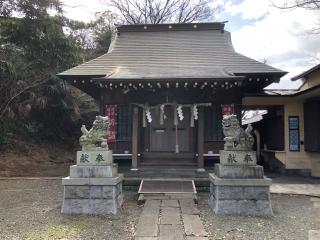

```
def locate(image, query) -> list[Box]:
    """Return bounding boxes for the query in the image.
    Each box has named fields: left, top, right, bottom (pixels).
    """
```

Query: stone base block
left=209, top=173, right=272, bottom=186
left=61, top=174, right=123, bottom=215
left=61, top=197, right=123, bottom=215
left=76, top=150, right=113, bottom=166
left=214, top=164, right=264, bottom=179
left=208, top=197, right=273, bottom=216
left=70, top=164, right=118, bottom=178
left=62, top=174, right=123, bottom=185
left=220, top=150, right=256, bottom=165
left=208, top=173, right=273, bottom=216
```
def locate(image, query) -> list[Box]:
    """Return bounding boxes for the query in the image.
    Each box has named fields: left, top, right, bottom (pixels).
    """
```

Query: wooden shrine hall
left=58, top=22, right=286, bottom=172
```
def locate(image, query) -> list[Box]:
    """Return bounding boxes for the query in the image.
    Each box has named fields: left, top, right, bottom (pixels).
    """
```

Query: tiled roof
left=58, top=23, right=287, bottom=80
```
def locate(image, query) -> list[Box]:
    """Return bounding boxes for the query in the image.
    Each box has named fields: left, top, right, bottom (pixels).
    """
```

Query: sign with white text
left=105, top=105, right=117, bottom=144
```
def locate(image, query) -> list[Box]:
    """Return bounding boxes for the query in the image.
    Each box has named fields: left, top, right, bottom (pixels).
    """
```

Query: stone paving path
left=134, top=199, right=208, bottom=240
left=308, top=197, right=320, bottom=240
left=271, top=183, right=320, bottom=197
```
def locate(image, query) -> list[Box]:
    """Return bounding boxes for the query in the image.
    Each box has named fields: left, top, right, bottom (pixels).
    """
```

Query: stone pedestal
left=209, top=150, right=273, bottom=216
left=61, top=151, right=123, bottom=215
left=76, top=150, right=113, bottom=165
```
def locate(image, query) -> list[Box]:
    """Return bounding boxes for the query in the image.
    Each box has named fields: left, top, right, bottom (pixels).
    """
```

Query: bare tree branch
left=107, top=0, right=219, bottom=24
left=272, top=0, right=320, bottom=10
left=272, top=0, right=320, bottom=34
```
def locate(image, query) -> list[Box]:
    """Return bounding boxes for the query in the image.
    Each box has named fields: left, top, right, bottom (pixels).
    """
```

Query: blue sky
left=62, top=0, right=320, bottom=89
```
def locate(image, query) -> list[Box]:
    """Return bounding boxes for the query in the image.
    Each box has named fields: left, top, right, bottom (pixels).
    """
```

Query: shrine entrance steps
left=134, top=179, right=209, bottom=239
left=137, top=179, right=197, bottom=203
left=120, top=166, right=210, bottom=180
left=134, top=180, right=209, bottom=240
left=140, top=152, right=197, bottom=168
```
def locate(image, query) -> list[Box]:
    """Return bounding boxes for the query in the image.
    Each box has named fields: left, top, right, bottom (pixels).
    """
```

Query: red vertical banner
left=221, top=104, right=234, bottom=116
left=105, top=105, right=117, bottom=144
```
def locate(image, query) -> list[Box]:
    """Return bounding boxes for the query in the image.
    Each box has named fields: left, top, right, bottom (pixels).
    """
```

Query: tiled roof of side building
left=58, top=22, right=287, bottom=80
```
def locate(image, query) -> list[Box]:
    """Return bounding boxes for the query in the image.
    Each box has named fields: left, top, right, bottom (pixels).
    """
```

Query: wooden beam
left=131, top=107, right=139, bottom=170
left=197, top=107, right=205, bottom=170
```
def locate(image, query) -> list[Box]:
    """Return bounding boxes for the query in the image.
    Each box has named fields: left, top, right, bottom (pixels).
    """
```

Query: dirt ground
left=0, top=179, right=319, bottom=240
left=0, top=179, right=142, bottom=240
left=0, top=141, right=73, bottom=177
left=198, top=193, right=320, bottom=240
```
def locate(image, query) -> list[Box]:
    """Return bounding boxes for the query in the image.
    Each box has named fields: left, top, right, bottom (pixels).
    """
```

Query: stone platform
left=61, top=164, right=123, bottom=215
left=208, top=164, right=273, bottom=216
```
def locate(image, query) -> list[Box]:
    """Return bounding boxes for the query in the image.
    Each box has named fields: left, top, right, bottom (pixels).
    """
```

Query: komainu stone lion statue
left=222, top=115, right=254, bottom=151
left=79, top=116, right=109, bottom=150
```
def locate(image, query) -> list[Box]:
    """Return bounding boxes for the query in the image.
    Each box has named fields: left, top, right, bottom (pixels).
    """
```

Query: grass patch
left=27, top=218, right=89, bottom=240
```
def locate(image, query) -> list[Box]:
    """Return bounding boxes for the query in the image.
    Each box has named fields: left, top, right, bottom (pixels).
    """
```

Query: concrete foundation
left=61, top=159, right=123, bottom=215
left=69, top=164, right=118, bottom=178
left=214, top=164, right=264, bottom=179
left=209, top=164, right=273, bottom=216
left=61, top=177, right=123, bottom=215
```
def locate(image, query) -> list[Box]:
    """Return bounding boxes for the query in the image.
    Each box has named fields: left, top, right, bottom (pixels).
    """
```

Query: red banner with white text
left=105, top=105, right=117, bottom=144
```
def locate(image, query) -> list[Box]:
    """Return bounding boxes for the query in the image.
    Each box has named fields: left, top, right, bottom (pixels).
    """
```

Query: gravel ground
left=0, top=179, right=142, bottom=240
left=0, top=180, right=319, bottom=240
left=198, top=192, right=320, bottom=240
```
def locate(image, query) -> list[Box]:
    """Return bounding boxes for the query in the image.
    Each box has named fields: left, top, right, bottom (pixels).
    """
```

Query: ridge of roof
left=291, top=63, right=320, bottom=80
left=116, top=22, right=226, bottom=33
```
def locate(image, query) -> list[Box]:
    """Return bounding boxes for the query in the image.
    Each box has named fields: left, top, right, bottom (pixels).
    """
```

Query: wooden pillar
left=99, top=92, right=104, bottom=115
left=131, top=107, right=139, bottom=170
left=197, top=107, right=205, bottom=171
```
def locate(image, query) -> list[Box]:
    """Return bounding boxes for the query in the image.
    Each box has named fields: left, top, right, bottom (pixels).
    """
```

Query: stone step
left=141, top=152, right=195, bottom=159
left=140, top=160, right=197, bottom=167
left=138, top=179, right=197, bottom=203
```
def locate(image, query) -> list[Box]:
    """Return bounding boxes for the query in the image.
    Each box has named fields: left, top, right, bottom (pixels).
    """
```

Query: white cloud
left=223, top=0, right=320, bottom=89
left=61, top=0, right=108, bottom=22
left=225, top=0, right=270, bottom=20
left=61, top=0, right=320, bottom=89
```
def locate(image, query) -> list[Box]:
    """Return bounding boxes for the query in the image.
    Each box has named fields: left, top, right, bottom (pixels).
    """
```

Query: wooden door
left=150, top=106, right=191, bottom=152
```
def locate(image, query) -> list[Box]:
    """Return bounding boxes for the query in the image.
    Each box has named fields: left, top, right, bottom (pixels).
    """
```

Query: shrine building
left=58, top=22, right=287, bottom=172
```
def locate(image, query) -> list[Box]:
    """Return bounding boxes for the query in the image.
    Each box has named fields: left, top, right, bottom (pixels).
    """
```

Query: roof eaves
left=92, top=76, right=246, bottom=82
left=117, top=22, right=226, bottom=33
left=233, top=71, right=288, bottom=80
left=57, top=74, right=106, bottom=80
left=291, top=63, right=320, bottom=80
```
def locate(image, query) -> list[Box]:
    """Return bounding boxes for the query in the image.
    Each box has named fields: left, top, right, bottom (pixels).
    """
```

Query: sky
left=61, top=0, right=320, bottom=89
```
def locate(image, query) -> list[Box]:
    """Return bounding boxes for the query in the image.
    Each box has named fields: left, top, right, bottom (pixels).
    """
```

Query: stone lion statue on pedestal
left=79, top=116, right=109, bottom=150
left=222, top=115, right=254, bottom=151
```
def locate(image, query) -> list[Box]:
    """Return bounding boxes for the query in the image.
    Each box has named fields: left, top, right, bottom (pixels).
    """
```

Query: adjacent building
left=243, top=64, right=320, bottom=177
